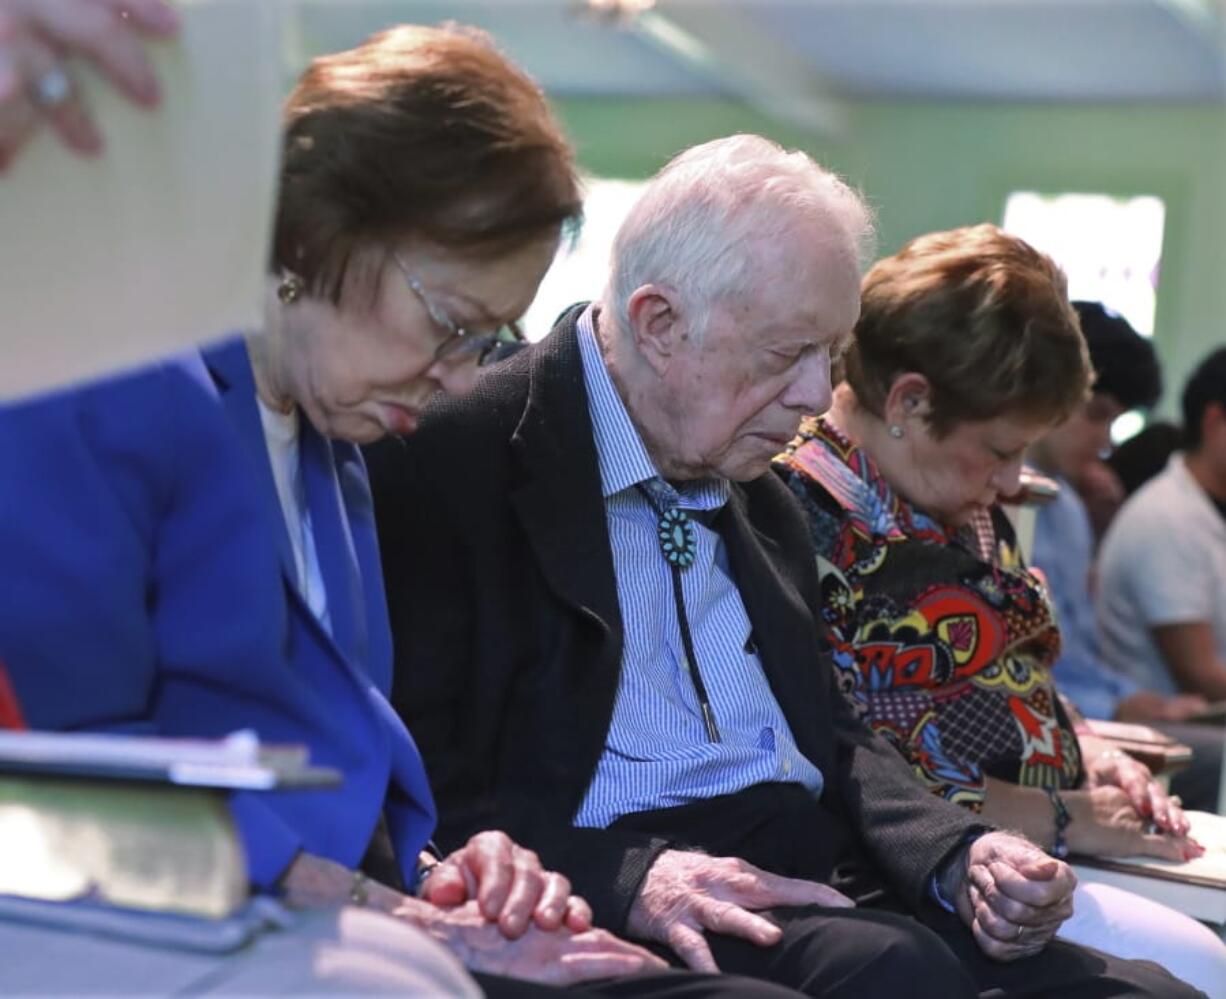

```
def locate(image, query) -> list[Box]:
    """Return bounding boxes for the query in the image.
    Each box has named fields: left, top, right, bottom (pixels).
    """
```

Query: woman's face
left=888, top=407, right=1053, bottom=528
left=275, top=233, right=559, bottom=444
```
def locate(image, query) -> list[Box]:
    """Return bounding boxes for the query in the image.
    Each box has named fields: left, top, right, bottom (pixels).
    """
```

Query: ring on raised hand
left=1013, top=924, right=1024, bottom=942
left=30, top=65, right=72, bottom=110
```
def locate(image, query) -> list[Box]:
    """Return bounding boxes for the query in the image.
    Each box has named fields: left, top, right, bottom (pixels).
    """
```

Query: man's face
left=1035, top=392, right=1124, bottom=481
left=652, top=226, right=861, bottom=482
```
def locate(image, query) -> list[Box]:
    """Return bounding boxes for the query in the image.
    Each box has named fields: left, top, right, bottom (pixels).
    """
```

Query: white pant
left=0, top=905, right=481, bottom=996
left=1059, top=882, right=1226, bottom=998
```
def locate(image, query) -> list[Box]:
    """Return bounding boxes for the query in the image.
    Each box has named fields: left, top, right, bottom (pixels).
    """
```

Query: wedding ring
left=1014, top=924, right=1024, bottom=942
left=30, top=65, right=72, bottom=110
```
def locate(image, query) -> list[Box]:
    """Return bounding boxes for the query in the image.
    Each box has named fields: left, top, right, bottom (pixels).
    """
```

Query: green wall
left=555, top=97, right=1226, bottom=415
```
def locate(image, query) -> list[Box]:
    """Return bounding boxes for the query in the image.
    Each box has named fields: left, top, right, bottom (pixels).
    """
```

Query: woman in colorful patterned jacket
left=774, top=224, right=1226, bottom=996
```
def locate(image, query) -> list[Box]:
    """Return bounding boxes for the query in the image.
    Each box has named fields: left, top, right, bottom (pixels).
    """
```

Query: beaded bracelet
left=1045, top=787, right=1072, bottom=859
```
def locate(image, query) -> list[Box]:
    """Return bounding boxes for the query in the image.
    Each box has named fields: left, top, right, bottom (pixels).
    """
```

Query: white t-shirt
left=1096, top=453, right=1226, bottom=694
left=257, top=398, right=331, bottom=634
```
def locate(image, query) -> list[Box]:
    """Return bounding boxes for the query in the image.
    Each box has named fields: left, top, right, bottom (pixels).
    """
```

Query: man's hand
left=950, top=831, right=1075, bottom=962
left=0, top=0, right=177, bottom=169
left=420, top=830, right=592, bottom=939
left=626, top=849, right=854, bottom=972
left=404, top=899, right=667, bottom=986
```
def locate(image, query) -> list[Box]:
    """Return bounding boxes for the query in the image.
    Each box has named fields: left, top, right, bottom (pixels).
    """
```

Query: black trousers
left=595, top=783, right=1204, bottom=999
left=476, top=968, right=807, bottom=998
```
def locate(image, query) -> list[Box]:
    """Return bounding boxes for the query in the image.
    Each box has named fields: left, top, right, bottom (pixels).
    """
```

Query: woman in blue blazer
left=0, top=23, right=697, bottom=992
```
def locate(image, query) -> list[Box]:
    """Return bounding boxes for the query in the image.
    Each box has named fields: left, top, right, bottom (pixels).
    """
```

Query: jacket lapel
left=716, top=485, right=830, bottom=770
left=299, top=423, right=365, bottom=667
left=334, top=442, right=394, bottom=693
left=508, top=311, right=625, bottom=741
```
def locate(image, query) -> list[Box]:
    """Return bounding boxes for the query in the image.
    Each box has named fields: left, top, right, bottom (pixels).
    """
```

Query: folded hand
left=951, top=831, right=1075, bottom=962
left=421, top=830, right=593, bottom=939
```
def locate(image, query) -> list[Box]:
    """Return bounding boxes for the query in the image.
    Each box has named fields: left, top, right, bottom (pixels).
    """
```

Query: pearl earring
left=888, top=424, right=904, bottom=439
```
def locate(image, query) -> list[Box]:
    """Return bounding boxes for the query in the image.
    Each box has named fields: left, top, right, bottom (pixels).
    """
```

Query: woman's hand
left=1082, top=746, right=1190, bottom=838
left=1065, top=786, right=1202, bottom=861
left=0, top=0, right=177, bottom=169
left=420, top=830, right=593, bottom=939
left=399, top=898, right=667, bottom=985
left=278, top=854, right=661, bottom=986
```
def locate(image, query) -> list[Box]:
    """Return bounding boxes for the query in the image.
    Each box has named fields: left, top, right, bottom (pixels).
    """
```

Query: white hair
left=604, top=134, right=875, bottom=336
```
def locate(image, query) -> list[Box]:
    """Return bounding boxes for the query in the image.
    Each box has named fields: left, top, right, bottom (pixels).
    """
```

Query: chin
left=322, top=411, right=386, bottom=446
left=718, top=457, right=775, bottom=482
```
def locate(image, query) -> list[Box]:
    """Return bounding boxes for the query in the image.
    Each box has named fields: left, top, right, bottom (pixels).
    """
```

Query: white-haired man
left=367, top=136, right=1197, bottom=997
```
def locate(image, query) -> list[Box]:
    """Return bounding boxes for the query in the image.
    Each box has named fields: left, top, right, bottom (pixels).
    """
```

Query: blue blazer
left=0, top=338, right=435, bottom=888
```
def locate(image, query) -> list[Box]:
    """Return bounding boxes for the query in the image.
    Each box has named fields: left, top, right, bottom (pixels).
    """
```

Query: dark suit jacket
left=367, top=305, right=986, bottom=931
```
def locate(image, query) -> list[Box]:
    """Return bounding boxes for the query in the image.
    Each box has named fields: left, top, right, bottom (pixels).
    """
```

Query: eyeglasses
left=392, top=253, right=525, bottom=366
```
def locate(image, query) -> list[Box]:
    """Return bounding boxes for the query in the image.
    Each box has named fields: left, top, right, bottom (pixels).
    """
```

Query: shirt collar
left=576, top=304, right=729, bottom=512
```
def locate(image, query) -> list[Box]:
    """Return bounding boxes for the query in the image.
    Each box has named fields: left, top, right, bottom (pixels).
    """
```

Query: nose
left=428, top=356, right=481, bottom=398
left=781, top=348, right=833, bottom=415
left=989, top=454, right=1025, bottom=497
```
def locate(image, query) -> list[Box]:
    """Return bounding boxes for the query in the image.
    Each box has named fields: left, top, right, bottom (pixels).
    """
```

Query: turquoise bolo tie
left=636, top=482, right=721, bottom=743
left=656, top=507, right=697, bottom=568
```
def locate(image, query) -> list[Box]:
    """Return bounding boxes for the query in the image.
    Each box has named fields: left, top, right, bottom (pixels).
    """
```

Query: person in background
left=774, top=225, right=1226, bottom=995
left=0, top=0, right=178, bottom=169
left=371, top=136, right=1197, bottom=998
left=1098, top=347, right=1226, bottom=704
left=0, top=24, right=765, bottom=996
left=1081, top=420, right=1183, bottom=543
left=1109, top=421, right=1185, bottom=499
left=1029, top=302, right=1222, bottom=812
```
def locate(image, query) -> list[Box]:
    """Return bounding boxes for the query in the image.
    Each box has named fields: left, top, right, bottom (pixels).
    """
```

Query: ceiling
left=291, top=0, right=1226, bottom=110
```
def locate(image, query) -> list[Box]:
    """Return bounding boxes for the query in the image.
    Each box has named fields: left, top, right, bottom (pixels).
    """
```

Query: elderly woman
left=0, top=24, right=763, bottom=996
left=774, top=224, right=1226, bottom=996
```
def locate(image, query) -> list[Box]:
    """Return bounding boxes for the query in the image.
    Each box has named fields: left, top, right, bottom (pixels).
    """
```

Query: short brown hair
left=273, top=24, right=582, bottom=302
left=844, top=224, right=1091, bottom=436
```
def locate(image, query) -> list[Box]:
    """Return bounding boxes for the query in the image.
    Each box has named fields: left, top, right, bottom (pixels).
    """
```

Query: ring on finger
left=1013, top=924, right=1024, bottom=942
left=29, top=65, right=72, bottom=110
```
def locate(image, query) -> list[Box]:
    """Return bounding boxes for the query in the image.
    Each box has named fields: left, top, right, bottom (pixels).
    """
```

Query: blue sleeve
left=1033, top=498, right=1140, bottom=720
left=0, top=358, right=302, bottom=891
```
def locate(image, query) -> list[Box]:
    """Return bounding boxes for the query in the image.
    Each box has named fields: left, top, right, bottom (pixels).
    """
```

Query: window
left=1002, top=190, right=1166, bottom=443
left=522, top=177, right=649, bottom=341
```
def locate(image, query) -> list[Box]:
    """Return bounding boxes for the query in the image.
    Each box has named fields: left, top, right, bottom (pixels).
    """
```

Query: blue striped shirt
left=573, top=305, right=824, bottom=829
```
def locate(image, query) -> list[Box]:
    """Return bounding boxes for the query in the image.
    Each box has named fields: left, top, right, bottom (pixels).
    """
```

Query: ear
left=883, top=372, right=933, bottom=429
left=625, top=284, right=686, bottom=374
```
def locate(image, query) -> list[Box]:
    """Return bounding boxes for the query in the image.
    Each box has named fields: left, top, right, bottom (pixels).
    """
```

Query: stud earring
left=888, top=424, right=904, bottom=439
left=277, top=274, right=304, bottom=305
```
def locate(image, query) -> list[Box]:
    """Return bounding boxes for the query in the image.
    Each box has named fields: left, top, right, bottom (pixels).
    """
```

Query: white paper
left=0, top=0, right=286, bottom=401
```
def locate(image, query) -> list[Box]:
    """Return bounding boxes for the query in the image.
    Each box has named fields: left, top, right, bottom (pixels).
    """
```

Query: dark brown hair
left=844, top=224, right=1091, bottom=436
left=273, top=24, right=582, bottom=303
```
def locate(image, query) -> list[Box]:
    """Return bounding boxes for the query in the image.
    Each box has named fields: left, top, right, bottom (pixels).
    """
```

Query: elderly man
left=367, top=136, right=1197, bottom=997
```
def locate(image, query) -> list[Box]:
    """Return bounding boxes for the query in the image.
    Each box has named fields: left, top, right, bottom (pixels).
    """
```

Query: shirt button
left=782, top=759, right=793, bottom=775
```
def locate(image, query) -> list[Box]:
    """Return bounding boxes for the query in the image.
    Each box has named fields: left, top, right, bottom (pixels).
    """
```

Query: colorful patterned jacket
left=774, top=417, right=1083, bottom=811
